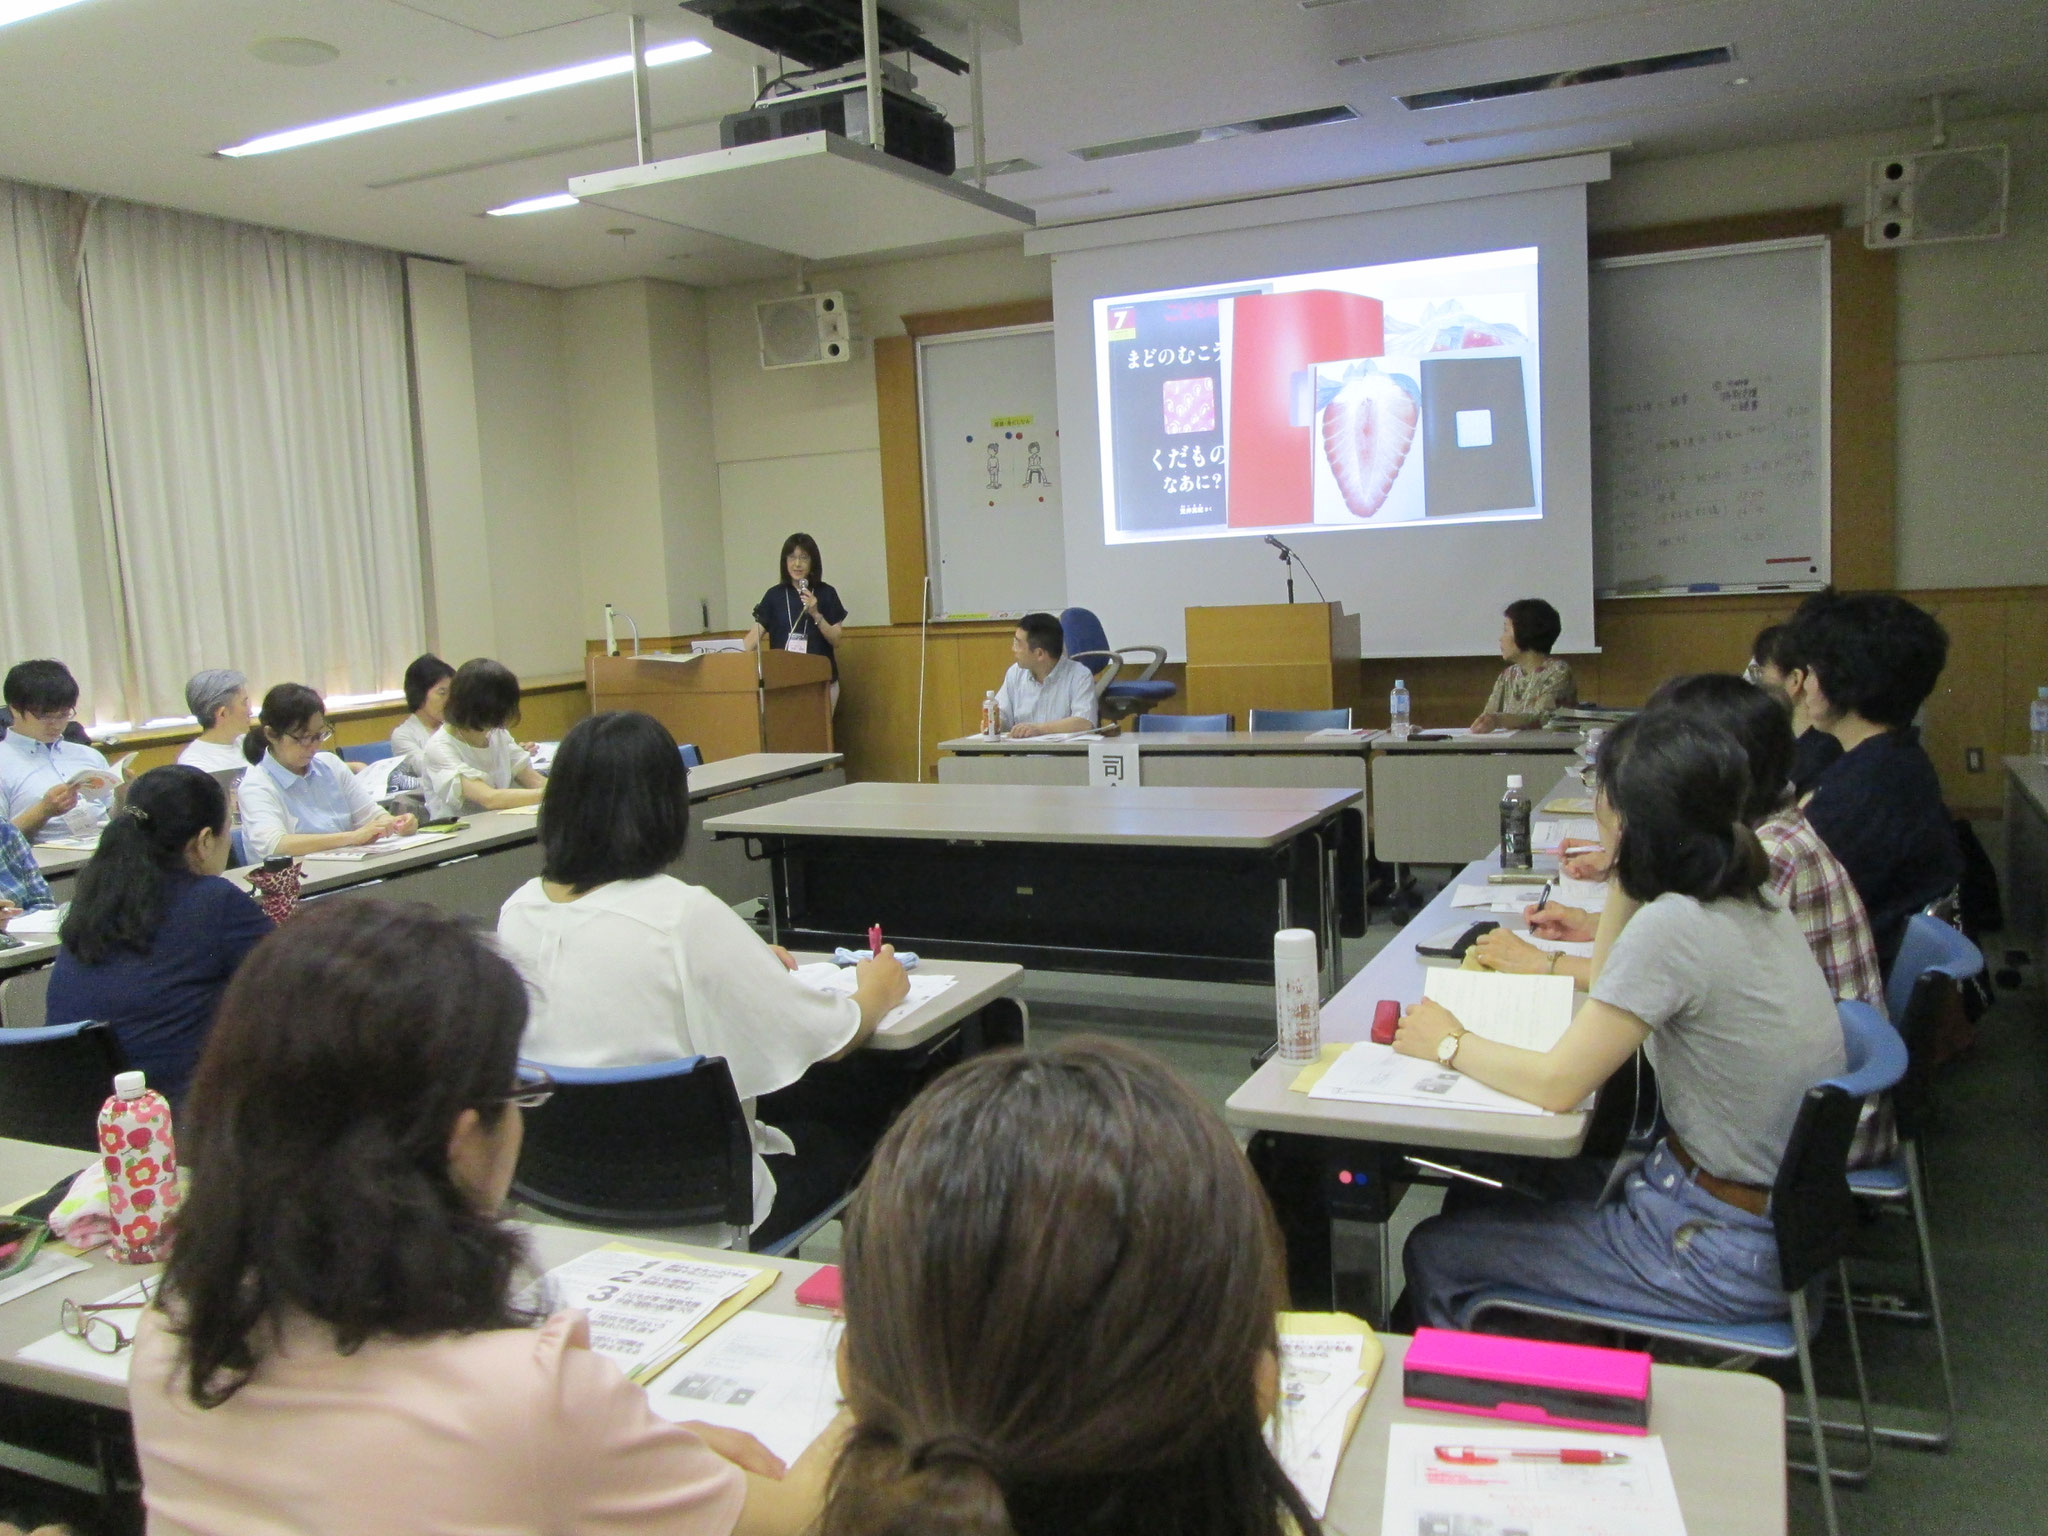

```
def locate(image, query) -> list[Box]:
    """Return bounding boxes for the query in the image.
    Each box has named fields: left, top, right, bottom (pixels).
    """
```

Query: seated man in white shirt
left=994, top=613, right=1100, bottom=739
left=0, top=660, right=118, bottom=844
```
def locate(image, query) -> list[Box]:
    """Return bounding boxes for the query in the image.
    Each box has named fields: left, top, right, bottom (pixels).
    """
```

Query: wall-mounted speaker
left=1865, top=144, right=2009, bottom=248
left=756, top=291, right=858, bottom=369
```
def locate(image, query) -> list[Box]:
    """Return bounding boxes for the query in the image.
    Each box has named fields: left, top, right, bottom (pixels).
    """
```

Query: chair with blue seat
left=1248, top=707, right=1351, bottom=732
left=1137, top=712, right=1231, bottom=733
left=1057, top=607, right=1177, bottom=723
left=511, top=1055, right=834, bottom=1258
left=679, top=744, right=703, bottom=769
left=1465, top=999, right=1903, bottom=1536
left=1844, top=913, right=1984, bottom=1450
left=338, top=741, right=393, bottom=766
left=0, top=1020, right=128, bottom=1152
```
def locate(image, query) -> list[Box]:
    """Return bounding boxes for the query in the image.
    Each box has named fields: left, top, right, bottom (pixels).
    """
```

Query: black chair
left=513, top=1055, right=754, bottom=1241
left=0, top=1020, right=128, bottom=1151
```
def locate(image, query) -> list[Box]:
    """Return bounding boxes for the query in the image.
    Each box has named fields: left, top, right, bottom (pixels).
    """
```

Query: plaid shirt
left=1757, top=806, right=1894, bottom=1164
left=0, top=818, right=53, bottom=913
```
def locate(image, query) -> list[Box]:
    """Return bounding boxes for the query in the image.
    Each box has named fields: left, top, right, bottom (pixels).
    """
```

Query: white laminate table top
left=706, top=782, right=1361, bottom=849
left=688, top=752, right=842, bottom=797
left=784, top=950, right=1021, bottom=1051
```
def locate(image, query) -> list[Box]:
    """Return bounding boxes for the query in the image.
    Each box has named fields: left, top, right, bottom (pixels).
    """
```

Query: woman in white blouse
left=422, top=659, right=544, bottom=820
left=497, top=710, right=908, bottom=1248
left=390, top=653, right=453, bottom=773
left=237, top=684, right=415, bottom=860
left=176, top=670, right=254, bottom=774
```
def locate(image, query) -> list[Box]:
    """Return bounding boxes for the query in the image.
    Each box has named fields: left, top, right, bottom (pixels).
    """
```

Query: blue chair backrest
left=1138, top=713, right=1231, bottom=733
left=338, top=742, right=393, bottom=766
left=1248, top=707, right=1351, bottom=732
left=1883, top=913, right=1982, bottom=1024
left=679, top=744, right=703, bottom=769
left=512, top=1054, right=752, bottom=1229
left=1058, top=607, right=1113, bottom=675
left=1768, top=999, right=1908, bottom=1290
left=0, top=1019, right=127, bottom=1152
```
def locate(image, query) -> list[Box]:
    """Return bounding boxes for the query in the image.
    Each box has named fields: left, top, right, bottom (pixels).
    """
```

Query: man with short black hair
left=1783, top=590, right=1960, bottom=971
left=993, top=613, right=1099, bottom=739
left=0, top=660, right=117, bottom=843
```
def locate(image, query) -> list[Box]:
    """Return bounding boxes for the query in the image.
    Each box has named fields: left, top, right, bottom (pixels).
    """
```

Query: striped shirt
left=0, top=819, right=54, bottom=913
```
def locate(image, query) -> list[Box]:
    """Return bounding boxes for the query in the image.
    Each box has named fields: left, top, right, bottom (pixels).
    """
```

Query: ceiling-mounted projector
left=680, top=0, right=970, bottom=74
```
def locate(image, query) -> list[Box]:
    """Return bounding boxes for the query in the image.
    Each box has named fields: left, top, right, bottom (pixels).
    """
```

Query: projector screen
left=1096, top=248, right=1542, bottom=543
left=1038, top=163, right=1602, bottom=661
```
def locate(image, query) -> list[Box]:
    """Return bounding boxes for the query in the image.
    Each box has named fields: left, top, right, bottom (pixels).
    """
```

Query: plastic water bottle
left=1389, top=679, right=1411, bottom=739
left=981, top=690, right=999, bottom=737
left=1500, top=774, right=1534, bottom=871
left=99, top=1071, right=180, bottom=1264
left=2032, top=686, right=2048, bottom=761
left=1274, top=929, right=1321, bottom=1063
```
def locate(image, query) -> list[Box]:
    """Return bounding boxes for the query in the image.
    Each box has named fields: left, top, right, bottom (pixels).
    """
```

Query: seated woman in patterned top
left=1471, top=598, right=1576, bottom=733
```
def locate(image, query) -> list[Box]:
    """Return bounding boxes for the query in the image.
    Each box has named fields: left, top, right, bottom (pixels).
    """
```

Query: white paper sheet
left=529, top=1249, right=757, bottom=1381
left=0, top=1252, right=89, bottom=1306
left=16, top=1278, right=154, bottom=1383
left=351, top=755, right=405, bottom=801
left=1267, top=1326, right=1372, bottom=1517
left=1555, top=872, right=1609, bottom=913
left=1422, top=970, right=1577, bottom=1053
left=644, top=1311, right=845, bottom=1466
left=1451, top=885, right=1536, bottom=915
left=791, top=964, right=959, bottom=1036
left=1379, top=1422, right=1688, bottom=1536
left=1534, top=816, right=1599, bottom=852
left=301, top=830, right=460, bottom=862
left=7, top=907, right=64, bottom=935
left=1306, top=1042, right=1552, bottom=1117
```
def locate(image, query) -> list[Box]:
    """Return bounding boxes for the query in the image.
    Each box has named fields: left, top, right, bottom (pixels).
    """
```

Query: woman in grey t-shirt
left=1396, top=710, right=1845, bottom=1329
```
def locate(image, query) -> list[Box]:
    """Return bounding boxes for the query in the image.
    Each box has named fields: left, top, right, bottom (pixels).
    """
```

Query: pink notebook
left=1403, top=1326, right=1652, bottom=1434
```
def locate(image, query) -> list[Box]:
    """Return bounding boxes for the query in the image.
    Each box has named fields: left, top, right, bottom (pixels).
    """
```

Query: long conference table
left=0, top=1133, right=1783, bottom=1535
left=706, top=781, right=1366, bottom=991
left=939, top=728, right=1583, bottom=866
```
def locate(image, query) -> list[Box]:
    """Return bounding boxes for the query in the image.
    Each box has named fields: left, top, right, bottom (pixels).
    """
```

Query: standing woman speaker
left=745, top=533, right=847, bottom=713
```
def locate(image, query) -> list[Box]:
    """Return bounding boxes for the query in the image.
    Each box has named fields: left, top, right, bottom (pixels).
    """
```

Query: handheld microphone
left=1263, top=535, right=1291, bottom=555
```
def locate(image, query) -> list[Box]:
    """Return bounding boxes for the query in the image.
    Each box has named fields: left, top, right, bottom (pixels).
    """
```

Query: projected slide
left=1093, top=248, right=1542, bottom=543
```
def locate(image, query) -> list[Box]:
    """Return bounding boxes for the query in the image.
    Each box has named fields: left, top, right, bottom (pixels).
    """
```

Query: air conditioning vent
left=1398, top=45, right=1734, bottom=111
left=1074, top=105, right=1358, bottom=163
left=757, top=291, right=858, bottom=369
left=1865, top=145, right=2009, bottom=248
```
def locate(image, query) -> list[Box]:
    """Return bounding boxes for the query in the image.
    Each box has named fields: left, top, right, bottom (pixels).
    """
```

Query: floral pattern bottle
left=100, top=1071, right=180, bottom=1264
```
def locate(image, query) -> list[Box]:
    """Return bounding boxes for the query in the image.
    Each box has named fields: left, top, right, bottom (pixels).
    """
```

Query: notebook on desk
left=1421, top=969, right=1576, bottom=1052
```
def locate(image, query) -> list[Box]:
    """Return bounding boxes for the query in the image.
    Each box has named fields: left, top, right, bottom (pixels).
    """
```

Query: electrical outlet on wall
left=1966, top=747, right=1985, bottom=772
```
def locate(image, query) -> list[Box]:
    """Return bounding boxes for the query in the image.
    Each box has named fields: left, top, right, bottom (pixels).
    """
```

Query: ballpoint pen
left=1534, top=880, right=1552, bottom=914
left=1435, top=1445, right=1629, bottom=1466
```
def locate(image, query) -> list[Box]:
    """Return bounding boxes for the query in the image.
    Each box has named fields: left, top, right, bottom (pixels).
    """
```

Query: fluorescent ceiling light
left=1, top=0, right=93, bottom=28
left=219, top=38, right=712, bottom=157
left=488, top=192, right=580, bottom=216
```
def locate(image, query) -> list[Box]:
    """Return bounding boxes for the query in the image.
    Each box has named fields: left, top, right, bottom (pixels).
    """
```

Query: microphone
left=1263, top=535, right=1293, bottom=558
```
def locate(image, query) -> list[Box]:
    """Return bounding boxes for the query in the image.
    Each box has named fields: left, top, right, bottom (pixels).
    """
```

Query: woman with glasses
left=130, top=900, right=823, bottom=1536
left=46, top=767, right=272, bottom=1106
left=236, top=684, right=415, bottom=861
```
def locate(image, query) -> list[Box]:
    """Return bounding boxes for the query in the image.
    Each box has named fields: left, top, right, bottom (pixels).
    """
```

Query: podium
left=1184, top=603, right=1362, bottom=725
left=585, top=650, right=833, bottom=762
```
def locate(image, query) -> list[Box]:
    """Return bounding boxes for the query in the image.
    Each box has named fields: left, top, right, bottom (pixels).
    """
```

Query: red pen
left=1435, top=1445, right=1628, bottom=1466
left=868, top=924, right=884, bottom=956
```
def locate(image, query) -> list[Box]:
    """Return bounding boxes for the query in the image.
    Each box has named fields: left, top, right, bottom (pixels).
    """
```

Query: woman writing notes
left=1398, top=709, right=1843, bottom=1329
left=745, top=534, right=847, bottom=711
left=1470, top=598, right=1576, bottom=733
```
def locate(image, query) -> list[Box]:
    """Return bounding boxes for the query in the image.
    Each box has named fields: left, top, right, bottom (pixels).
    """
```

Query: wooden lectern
left=585, top=650, right=833, bottom=762
left=1184, top=602, right=1363, bottom=724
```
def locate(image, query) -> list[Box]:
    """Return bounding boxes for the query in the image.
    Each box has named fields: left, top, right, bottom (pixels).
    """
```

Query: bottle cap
left=1507, top=774, right=1524, bottom=789
left=1394, top=679, right=1406, bottom=689
left=112, top=1070, right=147, bottom=1099
left=2039, top=685, right=2048, bottom=698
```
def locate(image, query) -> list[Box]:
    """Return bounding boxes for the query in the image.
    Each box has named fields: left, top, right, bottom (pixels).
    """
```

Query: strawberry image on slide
left=1318, top=367, right=1419, bottom=519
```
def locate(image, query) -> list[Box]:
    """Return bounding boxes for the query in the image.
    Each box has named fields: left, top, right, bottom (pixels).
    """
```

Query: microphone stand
left=1281, top=545, right=1295, bottom=604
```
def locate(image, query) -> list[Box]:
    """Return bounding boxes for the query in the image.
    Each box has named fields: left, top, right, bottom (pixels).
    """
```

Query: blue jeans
left=1403, top=1140, right=1786, bottom=1330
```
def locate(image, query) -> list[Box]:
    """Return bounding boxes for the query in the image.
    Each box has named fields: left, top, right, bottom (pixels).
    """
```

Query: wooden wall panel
left=1828, top=230, right=1898, bottom=589
left=874, top=335, right=928, bottom=625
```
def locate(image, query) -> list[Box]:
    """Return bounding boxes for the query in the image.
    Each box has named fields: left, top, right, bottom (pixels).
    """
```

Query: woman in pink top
left=129, top=900, right=830, bottom=1536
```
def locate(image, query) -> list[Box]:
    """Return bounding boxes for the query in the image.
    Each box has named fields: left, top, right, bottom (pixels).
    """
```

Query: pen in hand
left=868, top=923, right=884, bottom=958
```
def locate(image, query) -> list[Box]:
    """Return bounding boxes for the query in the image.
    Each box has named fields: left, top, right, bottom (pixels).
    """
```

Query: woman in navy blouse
left=47, top=766, right=272, bottom=1105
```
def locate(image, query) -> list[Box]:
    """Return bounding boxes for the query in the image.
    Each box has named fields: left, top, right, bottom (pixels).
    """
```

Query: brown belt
left=1667, top=1136, right=1772, bottom=1217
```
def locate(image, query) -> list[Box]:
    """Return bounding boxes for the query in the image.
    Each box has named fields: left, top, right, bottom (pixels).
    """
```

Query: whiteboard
left=918, top=325, right=1068, bottom=616
left=1590, top=237, right=1829, bottom=595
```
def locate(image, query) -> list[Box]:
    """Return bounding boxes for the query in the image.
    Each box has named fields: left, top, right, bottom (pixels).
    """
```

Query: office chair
left=338, top=742, right=393, bottom=766
left=680, top=744, right=703, bottom=769
left=1058, top=607, right=1176, bottom=723
left=0, top=1020, right=128, bottom=1151
left=0, top=968, right=51, bottom=1031
left=1248, top=707, right=1351, bottom=732
left=1137, top=713, right=1230, bottom=733
left=1466, top=1000, right=1903, bottom=1536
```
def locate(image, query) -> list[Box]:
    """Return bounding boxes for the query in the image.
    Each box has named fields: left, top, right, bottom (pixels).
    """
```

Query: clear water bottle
left=1389, top=679, right=1411, bottom=739
left=2032, top=686, right=2048, bottom=761
left=1500, top=773, right=1533, bottom=871
left=100, top=1070, right=180, bottom=1264
left=981, top=690, right=999, bottom=737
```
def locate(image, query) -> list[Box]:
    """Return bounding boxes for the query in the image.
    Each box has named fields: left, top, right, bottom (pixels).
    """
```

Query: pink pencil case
left=1403, top=1326, right=1652, bottom=1434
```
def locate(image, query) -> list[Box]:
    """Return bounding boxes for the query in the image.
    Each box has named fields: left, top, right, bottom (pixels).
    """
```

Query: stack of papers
left=38, top=835, right=101, bottom=852
left=531, top=1245, right=777, bottom=1384
left=644, top=1310, right=845, bottom=1465
left=302, top=830, right=459, bottom=862
left=1308, top=726, right=1374, bottom=738
left=792, top=964, right=957, bottom=1035
left=1453, top=884, right=1544, bottom=915
left=6, top=907, right=63, bottom=936
left=1379, top=1423, right=1687, bottom=1536
left=1534, top=816, right=1599, bottom=853
left=1267, top=1313, right=1382, bottom=1517
left=1030, top=730, right=1105, bottom=743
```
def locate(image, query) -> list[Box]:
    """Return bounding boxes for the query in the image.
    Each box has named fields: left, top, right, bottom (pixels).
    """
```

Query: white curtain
left=0, top=183, right=129, bottom=721
left=78, top=199, right=424, bottom=718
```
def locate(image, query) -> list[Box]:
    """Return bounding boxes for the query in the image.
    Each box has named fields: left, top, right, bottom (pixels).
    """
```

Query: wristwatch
left=1436, top=1027, right=1465, bottom=1067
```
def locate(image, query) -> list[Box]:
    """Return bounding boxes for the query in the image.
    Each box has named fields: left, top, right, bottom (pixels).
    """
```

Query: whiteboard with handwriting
left=1590, top=237, right=1829, bottom=596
